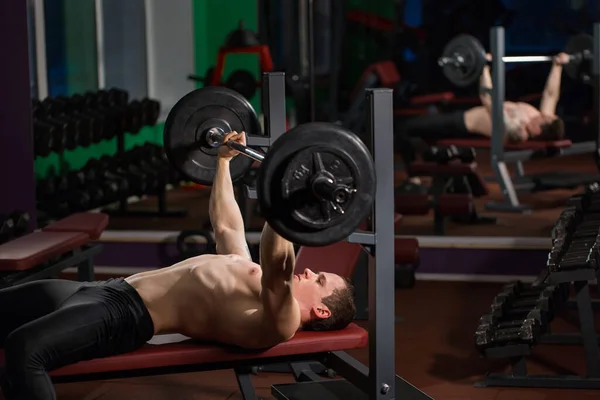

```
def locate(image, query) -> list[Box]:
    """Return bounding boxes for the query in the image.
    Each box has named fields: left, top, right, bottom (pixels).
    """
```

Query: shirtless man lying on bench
left=396, top=52, right=570, bottom=169
left=0, top=132, right=356, bottom=400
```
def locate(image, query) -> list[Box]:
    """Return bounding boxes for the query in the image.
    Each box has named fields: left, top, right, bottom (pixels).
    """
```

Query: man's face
left=292, top=268, right=347, bottom=319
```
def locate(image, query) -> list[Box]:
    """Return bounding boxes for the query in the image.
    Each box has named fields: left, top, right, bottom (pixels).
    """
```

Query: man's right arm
left=540, top=53, right=569, bottom=115
left=209, top=134, right=251, bottom=259
left=259, top=223, right=299, bottom=341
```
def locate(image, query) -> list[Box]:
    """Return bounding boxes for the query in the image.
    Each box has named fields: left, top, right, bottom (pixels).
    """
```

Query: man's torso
left=465, top=102, right=540, bottom=140
left=125, top=254, right=297, bottom=349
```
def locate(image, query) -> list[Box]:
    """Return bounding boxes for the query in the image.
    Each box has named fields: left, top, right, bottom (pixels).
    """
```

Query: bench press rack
left=24, top=74, right=433, bottom=400
left=223, top=73, right=432, bottom=400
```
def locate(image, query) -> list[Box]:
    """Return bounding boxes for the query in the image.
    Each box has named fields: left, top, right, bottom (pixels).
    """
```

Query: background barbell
left=438, top=33, right=594, bottom=87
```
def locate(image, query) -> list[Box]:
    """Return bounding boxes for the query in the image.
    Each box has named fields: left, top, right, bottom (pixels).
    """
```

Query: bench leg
left=234, top=367, right=261, bottom=400
left=77, top=258, right=95, bottom=282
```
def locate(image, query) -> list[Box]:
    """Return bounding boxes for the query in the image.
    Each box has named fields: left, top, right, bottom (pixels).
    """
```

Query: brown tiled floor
left=105, top=151, right=598, bottom=238
left=32, top=280, right=600, bottom=400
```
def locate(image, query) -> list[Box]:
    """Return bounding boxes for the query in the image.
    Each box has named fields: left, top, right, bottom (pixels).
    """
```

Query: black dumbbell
left=126, top=100, right=144, bottom=134
left=9, top=211, right=30, bottom=238
left=32, top=99, right=44, bottom=120
left=475, top=318, right=540, bottom=351
left=422, top=145, right=476, bottom=164
left=53, top=96, right=98, bottom=148
left=86, top=157, right=141, bottom=197
left=33, top=125, right=54, bottom=157
left=69, top=94, right=113, bottom=143
left=127, top=145, right=170, bottom=179
left=34, top=120, right=64, bottom=154
left=35, top=177, right=70, bottom=217
left=141, top=143, right=182, bottom=185
left=140, top=98, right=161, bottom=126
left=109, top=88, right=129, bottom=105
left=81, top=93, right=129, bottom=139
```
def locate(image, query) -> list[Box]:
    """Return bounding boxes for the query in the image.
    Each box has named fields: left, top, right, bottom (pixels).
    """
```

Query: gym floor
left=105, top=150, right=596, bottom=238
left=41, top=279, right=600, bottom=400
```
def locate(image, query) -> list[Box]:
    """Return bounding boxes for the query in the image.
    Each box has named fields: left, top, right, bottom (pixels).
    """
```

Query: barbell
left=163, top=86, right=376, bottom=247
left=438, top=33, right=594, bottom=87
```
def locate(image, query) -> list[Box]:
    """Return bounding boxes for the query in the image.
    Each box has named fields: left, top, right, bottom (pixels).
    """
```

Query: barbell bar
left=438, top=54, right=586, bottom=66
left=438, top=33, right=594, bottom=87
left=205, top=127, right=265, bottom=162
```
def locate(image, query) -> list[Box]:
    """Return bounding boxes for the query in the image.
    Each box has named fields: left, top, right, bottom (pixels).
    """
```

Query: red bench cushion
left=42, top=212, right=109, bottom=240
left=0, top=232, right=90, bottom=271
left=0, top=323, right=369, bottom=377
left=436, top=138, right=573, bottom=150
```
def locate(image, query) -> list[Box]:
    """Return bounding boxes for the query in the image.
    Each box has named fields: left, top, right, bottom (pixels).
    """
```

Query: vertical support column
left=144, top=0, right=195, bottom=120
left=366, top=88, right=395, bottom=400
left=262, top=72, right=287, bottom=143
left=593, top=23, right=600, bottom=171
left=490, top=27, right=506, bottom=163
left=490, top=26, right=520, bottom=209
left=33, top=0, right=48, bottom=99
left=96, top=0, right=148, bottom=100
left=307, top=0, right=315, bottom=122
left=0, top=0, right=37, bottom=227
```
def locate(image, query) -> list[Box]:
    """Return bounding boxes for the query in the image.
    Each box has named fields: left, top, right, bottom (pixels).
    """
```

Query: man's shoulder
left=258, top=298, right=301, bottom=342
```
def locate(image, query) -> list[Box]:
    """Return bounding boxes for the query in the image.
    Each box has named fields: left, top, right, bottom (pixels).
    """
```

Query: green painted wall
left=193, top=0, right=260, bottom=112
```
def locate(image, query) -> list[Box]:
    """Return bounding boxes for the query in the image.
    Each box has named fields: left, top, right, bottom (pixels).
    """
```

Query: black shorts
left=0, top=278, right=155, bottom=400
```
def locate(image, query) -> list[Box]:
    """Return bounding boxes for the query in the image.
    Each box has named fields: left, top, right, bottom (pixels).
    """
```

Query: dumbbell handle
left=205, top=128, right=265, bottom=162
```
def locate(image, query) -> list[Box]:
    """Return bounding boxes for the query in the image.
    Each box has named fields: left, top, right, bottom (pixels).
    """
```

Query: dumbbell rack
left=101, top=130, right=187, bottom=219
left=476, top=196, right=600, bottom=389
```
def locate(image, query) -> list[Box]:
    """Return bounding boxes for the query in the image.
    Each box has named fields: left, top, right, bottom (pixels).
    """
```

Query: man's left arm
left=540, top=53, right=569, bottom=115
left=259, top=223, right=299, bottom=339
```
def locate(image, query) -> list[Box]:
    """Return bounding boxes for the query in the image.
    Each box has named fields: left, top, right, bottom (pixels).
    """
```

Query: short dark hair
left=303, top=278, right=356, bottom=331
left=539, top=118, right=565, bottom=141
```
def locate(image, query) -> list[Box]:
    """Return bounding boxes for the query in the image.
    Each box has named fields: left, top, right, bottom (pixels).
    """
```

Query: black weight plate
left=564, top=33, right=593, bottom=84
left=258, top=122, right=376, bottom=247
left=282, top=147, right=358, bottom=229
left=441, top=34, right=487, bottom=87
left=226, top=69, right=258, bottom=100
left=163, top=86, right=262, bottom=185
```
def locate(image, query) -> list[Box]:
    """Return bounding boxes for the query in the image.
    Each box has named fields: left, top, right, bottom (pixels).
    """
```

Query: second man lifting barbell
left=438, top=33, right=593, bottom=87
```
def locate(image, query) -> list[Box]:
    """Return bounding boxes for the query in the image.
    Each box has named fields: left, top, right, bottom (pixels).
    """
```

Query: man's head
left=293, top=268, right=356, bottom=331
left=526, top=114, right=565, bottom=141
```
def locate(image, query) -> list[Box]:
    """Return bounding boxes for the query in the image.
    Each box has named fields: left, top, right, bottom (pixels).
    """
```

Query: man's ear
left=312, top=304, right=331, bottom=320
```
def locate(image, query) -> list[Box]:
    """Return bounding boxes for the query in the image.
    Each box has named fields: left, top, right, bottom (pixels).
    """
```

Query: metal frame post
left=487, top=26, right=524, bottom=212
left=244, top=73, right=288, bottom=200
left=594, top=23, right=600, bottom=171
left=366, top=88, right=396, bottom=399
